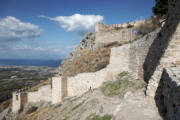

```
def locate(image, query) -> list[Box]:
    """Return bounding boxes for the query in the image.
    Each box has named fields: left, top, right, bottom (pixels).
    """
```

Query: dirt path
left=41, top=88, right=161, bottom=120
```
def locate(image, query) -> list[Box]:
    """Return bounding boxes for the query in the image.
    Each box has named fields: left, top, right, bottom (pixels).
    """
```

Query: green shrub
left=100, top=72, right=129, bottom=97
left=26, top=106, right=38, bottom=114
left=95, top=62, right=109, bottom=71
left=152, top=0, right=168, bottom=18
left=117, top=71, right=128, bottom=79
left=127, top=24, right=134, bottom=28
left=136, top=17, right=160, bottom=36
left=86, top=114, right=112, bottom=120
left=101, top=71, right=146, bottom=97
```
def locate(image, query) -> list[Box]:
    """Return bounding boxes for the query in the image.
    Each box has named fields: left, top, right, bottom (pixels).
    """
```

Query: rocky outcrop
left=59, top=32, right=95, bottom=76
left=59, top=20, right=143, bottom=77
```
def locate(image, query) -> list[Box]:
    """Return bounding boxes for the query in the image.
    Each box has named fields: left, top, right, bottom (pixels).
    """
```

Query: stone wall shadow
left=143, top=18, right=179, bottom=83
left=155, top=68, right=180, bottom=120
left=155, top=69, right=167, bottom=119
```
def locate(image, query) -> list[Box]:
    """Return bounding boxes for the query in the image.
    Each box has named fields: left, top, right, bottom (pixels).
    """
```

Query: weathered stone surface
left=28, top=84, right=52, bottom=103
left=155, top=66, right=180, bottom=120
left=9, top=1, right=180, bottom=119
left=52, top=77, right=62, bottom=104
left=145, top=0, right=180, bottom=97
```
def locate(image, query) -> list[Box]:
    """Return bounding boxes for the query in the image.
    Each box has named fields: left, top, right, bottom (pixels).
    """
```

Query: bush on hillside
left=136, top=17, right=161, bottom=35
left=0, top=99, right=11, bottom=113
left=26, top=106, right=38, bottom=114
left=86, top=114, right=113, bottom=120
left=152, top=0, right=168, bottom=18
left=127, top=24, right=134, bottom=28
left=100, top=72, right=146, bottom=97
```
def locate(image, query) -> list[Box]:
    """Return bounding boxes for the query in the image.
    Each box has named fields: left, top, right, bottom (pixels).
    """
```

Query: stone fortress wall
left=59, top=30, right=158, bottom=101
left=94, top=20, right=146, bottom=33
left=11, top=0, right=180, bottom=117
left=56, top=0, right=180, bottom=107
left=144, top=0, right=180, bottom=97
left=11, top=19, right=144, bottom=112
left=12, top=91, right=22, bottom=113
left=94, top=21, right=143, bottom=46
left=12, top=84, right=52, bottom=113
left=27, top=84, right=52, bottom=103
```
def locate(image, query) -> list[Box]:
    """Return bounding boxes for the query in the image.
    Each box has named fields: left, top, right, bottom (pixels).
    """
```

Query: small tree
left=152, top=0, right=168, bottom=18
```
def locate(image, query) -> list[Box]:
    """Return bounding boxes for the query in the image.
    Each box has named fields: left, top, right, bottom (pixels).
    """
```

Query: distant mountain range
left=0, top=59, right=62, bottom=67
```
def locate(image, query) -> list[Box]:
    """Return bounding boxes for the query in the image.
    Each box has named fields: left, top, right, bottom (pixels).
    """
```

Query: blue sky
left=0, top=0, right=155, bottom=60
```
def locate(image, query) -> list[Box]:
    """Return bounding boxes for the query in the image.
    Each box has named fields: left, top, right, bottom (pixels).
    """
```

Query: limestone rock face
left=59, top=32, right=95, bottom=76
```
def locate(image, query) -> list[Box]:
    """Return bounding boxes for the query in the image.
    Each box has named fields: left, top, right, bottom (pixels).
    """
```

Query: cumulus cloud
left=0, top=16, right=42, bottom=41
left=40, top=14, right=103, bottom=35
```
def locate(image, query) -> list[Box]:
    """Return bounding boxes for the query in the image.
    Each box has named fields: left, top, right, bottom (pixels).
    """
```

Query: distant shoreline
left=0, top=59, right=62, bottom=67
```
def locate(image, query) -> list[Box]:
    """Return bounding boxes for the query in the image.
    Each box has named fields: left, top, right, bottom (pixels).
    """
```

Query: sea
left=0, top=59, right=62, bottom=67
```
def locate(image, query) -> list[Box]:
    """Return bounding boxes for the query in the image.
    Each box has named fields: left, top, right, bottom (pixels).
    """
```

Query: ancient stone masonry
left=144, top=0, right=180, bottom=97
left=155, top=66, right=180, bottom=120
left=27, top=84, right=52, bottom=103
left=11, top=23, right=143, bottom=113
left=94, top=22, right=139, bottom=47
left=10, top=24, right=161, bottom=113
left=12, top=89, right=28, bottom=113
left=52, top=77, right=62, bottom=104
left=95, top=20, right=146, bottom=33
left=11, top=0, right=180, bottom=115
left=59, top=19, right=146, bottom=77
left=12, top=84, right=52, bottom=113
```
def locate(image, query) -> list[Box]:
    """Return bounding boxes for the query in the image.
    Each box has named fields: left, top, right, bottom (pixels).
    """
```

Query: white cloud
left=0, top=16, right=42, bottom=41
left=40, top=14, right=103, bottom=35
left=12, top=45, right=48, bottom=52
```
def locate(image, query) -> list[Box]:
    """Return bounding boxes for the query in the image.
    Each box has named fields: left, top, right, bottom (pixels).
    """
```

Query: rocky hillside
left=1, top=0, right=180, bottom=119
left=18, top=72, right=162, bottom=120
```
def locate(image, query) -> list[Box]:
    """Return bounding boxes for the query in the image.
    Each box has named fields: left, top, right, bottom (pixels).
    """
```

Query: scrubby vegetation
left=0, top=99, right=11, bottom=113
left=26, top=106, right=38, bottom=114
left=127, top=24, right=134, bottom=28
left=86, top=114, right=113, bottom=120
left=101, top=72, right=146, bottom=97
left=64, top=48, right=111, bottom=77
left=61, top=48, right=110, bottom=77
left=153, top=0, right=168, bottom=18
left=136, top=16, right=161, bottom=35
left=22, top=105, right=54, bottom=120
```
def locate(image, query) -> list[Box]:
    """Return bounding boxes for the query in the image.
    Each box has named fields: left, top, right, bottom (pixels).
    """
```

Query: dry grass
left=28, top=78, right=51, bottom=92
left=22, top=105, right=54, bottom=120
left=61, top=42, right=122, bottom=78
left=61, top=47, right=111, bottom=77
left=0, top=99, right=11, bottom=113
left=136, top=16, right=161, bottom=36
left=86, top=114, right=113, bottom=120
left=101, top=72, right=146, bottom=97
